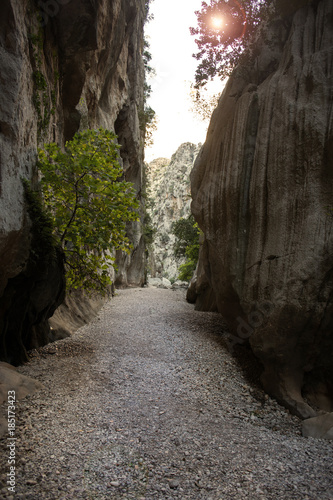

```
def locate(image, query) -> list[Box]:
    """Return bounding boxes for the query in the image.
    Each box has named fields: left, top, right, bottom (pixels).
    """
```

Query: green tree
left=190, top=0, right=272, bottom=88
left=189, top=83, right=220, bottom=122
left=177, top=234, right=201, bottom=281
left=37, top=128, right=139, bottom=293
left=145, top=0, right=154, bottom=23
left=172, top=215, right=201, bottom=281
left=142, top=1, right=158, bottom=147
left=172, top=215, right=199, bottom=258
left=139, top=103, right=157, bottom=148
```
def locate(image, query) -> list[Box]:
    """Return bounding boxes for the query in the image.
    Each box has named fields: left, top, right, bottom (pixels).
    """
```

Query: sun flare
left=211, top=16, right=224, bottom=29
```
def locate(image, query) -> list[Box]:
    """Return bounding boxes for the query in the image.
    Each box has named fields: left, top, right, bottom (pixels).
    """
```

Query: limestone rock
left=302, top=414, right=333, bottom=440
left=148, top=143, right=200, bottom=281
left=0, top=0, right=146, bottom=362
left=172, top=280, right=189, bottom=289
left=160, top=277, right=172, bottom=288
left=1, top=247, right=66, bottom=365
left=55, top=0, right=146, bottom=286
left=49, top=290, right=107, bottom=339
left=0, top=361, right=44, bottom=437
left=186, top=239, right=218, bottom=311
left=0, top=362, right=44, bottom=403
left=190, top=0, right=333, bottom=417
left=148, top=277, right=163, bottom=287
left=148, top=277, right=172, bottom=289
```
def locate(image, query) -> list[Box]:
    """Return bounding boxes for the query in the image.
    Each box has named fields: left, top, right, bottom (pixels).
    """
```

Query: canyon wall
left=148, top=143, right=200, bottom=281
left=190, top=0, right=333, bottom=418
left=0, top=0, right=146, bottom=364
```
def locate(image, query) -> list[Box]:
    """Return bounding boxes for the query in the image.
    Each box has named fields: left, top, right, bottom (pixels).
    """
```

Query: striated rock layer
left=148, top=143, right=200, bottom=281
left=191, top=0, right=333, bottom=418
left=0, top=0, right=146, bottom=364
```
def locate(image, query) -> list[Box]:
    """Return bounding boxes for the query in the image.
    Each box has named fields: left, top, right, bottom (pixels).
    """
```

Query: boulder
left=172, top=280, right=189, bottom=289
left=302, top=414, right=333, bottom=440
left=0, top=362, right=44, bottom=437
left=148, top=277, right=162, bottom=287
left=49, top=289, right=107, bottom=339
left=160, top=277, right=172, bottom=288
left=148, top=277, right=172, bottom=289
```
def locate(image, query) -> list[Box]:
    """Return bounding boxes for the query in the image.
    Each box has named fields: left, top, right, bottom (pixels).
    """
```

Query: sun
left=211, top=16, right=224, bottom=29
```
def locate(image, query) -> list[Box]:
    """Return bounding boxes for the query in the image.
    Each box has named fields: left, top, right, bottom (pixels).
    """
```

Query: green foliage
left=29, top=26, right=58, bottom=139
left=172, top=215, right=201, bottom=281
left=172, top=215, right=200, bottom=258
left=141, top=163, right=156, bottom=282
left=139, top=105, right=157, bottom=148
left=190, top=83, right=220, bottom=122
left=22, top=179, right=57, bottom=262
left=37, top=128, right=139, bottom=293
left=190, top=0, right=272, bottom=88
left=141, top=41, right=158, bottom=147
left=143, top=40, right=155, bottom=78
left=160, top=233, right=170, bottom=245
left=142, top=2, right=157, bottom=148
left=143, top=212, right=155, bottom=246
left=177, top=237, right=200, bottom=281
left=145, top=0, right=154, bottom=23
left=178, top=257, right=198, bottom=281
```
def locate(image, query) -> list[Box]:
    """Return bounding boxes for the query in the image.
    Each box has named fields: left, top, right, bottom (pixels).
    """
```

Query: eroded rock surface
left=302, top=413, right=333, bottom=440
left=0, top=0, right=146, bottom=363
left=148, top=143, right=200, bottom=281
left=191, top=0, right=333, bottom=418
left=0, top=361, right=44, bottom=437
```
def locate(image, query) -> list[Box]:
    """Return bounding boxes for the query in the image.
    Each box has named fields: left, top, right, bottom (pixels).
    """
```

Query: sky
left=144, top=0, right=223, bottom=162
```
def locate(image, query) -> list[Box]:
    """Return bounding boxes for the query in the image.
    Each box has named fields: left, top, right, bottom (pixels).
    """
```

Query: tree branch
left=60, top=171, right=87, bottom=243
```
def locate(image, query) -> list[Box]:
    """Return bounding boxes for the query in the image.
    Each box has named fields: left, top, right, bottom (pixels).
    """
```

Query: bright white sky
left=144, top=0, right=222, bottom=162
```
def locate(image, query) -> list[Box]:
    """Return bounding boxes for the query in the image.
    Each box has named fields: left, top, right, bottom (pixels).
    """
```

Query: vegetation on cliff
left=190, top=0, right=272, bottom=88
left=172, top=215, right=201, bottom=281
left=37, top=129, right=139, bottom=294
left=142, top=0, right=157, bottom=147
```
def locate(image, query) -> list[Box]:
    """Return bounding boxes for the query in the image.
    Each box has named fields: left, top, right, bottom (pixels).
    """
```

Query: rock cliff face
left=0, top=0, right=146, bottom=364
left=190, top=0, right=333, bottom=418
left=148, top=143, right=200, bottom=281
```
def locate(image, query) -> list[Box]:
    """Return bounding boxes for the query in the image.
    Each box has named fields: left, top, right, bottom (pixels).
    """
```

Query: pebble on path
left=0, top=288, right=332, bottom=499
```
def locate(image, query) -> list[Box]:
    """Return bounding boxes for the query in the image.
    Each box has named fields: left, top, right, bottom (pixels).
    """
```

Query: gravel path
left=1, top=287, right=332, bottom=499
